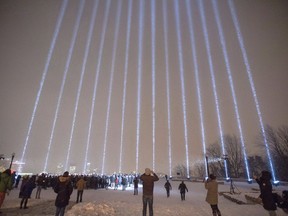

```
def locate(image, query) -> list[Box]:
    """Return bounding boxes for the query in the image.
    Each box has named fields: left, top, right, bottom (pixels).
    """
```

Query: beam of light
left=64, top=0, right=103, bottom=171
left=162, top=0, right=172, bottom=177
left=82, top=0, right=110, bottom=174
left=174, top=0, right=190, bottom=178
left=185, top=0, right=209, bottom=177
left=19, top=0, right=68, bottom=173
left=43, top=0, right=86, bottom=173
left=151, top=0, right=156, bottom=171
left=136, top=0, right=145, bottom=173
left=81, top=0, right=100, bottom=174
left=101, top=0, right=121, bottom=175
left=118, top=0, right=133, bottom=173
left=198, top=0, right=230, bottom=179
left=211, top=0, right=250, bottom=179
left=228, top=0, right=276, bottom=181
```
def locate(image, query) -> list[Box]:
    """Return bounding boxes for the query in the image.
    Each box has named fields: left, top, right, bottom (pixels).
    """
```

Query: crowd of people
left=0, top=168, right=288, bottom=216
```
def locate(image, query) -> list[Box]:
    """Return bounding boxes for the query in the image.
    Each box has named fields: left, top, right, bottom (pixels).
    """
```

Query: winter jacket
left=140, top=173, right=159, bottom=196
left=205, top=179, right=218, bottom=205
left=0, top=172, right=13, bottom=192
left=76, top=178, right=86, bottom=191
left=20, top=177, right=36, bottom=198
left=256, top=177, right=277, bottom=211
left=178, top=182, right=188, bottom=193
left=54, top=176, right=73, bottom=207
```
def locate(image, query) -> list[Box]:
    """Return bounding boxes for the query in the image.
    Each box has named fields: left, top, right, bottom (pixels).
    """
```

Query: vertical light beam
left=174, top=0, right=190, bottom=178
left=185, top=0, right=209, bottom=177
left=228, top=0, right=276, bottom=181
left=43, top=0, right=85, bottom=172
left=118, top=0, right=133, bottom=173
left=64, top=0, right=102, bottom=170
left=82, top=0, right=110, bottom=173
left=81, top=0, right=100, bottom=174
left=151, top=0, right=156, bottom=171
left=136, top=0, right=145, bottom=173
left=162, top=0, right=172, bottom=177
left=212, top=0, right=250, bottom=179
left=198, top=0, right=232, bottom=178
left=19, top=0, right=68, bottom=172
left=101, top=0, right=122, bottom=175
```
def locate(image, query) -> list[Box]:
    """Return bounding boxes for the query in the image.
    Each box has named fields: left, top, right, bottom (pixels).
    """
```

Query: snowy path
left=1, top=178, right=288, bottom=215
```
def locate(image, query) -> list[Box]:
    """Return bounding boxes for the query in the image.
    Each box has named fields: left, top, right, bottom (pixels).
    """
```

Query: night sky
left=0, top=0, right=288, bottom=175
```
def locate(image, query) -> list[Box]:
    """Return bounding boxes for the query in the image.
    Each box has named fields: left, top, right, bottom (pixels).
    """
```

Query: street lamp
left=9, top=153, right=15, bottom=169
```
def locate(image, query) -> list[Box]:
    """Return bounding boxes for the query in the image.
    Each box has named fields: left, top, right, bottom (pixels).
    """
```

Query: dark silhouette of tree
left=248, top=155, right=268, bottom=177
left=262, top=125, right=288, bottom=181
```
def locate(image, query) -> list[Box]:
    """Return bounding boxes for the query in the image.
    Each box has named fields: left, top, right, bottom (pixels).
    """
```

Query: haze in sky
left=0, top=0, right=288, bottom=175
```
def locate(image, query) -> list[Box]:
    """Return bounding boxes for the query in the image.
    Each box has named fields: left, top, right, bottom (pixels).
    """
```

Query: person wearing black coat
left=254, top=170, right=277, bottom=216
left=54, top=171, right=73, bottom=216
left=19, top=175, right=36, bottom=209
left=178, top=181, right=188, bottom=201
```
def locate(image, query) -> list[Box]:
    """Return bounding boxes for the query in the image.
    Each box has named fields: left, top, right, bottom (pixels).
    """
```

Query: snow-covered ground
left=1, top=178, right=288, bottom=215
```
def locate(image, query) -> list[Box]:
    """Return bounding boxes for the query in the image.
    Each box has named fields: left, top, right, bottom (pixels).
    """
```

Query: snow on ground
left=1, top=178, right=288, bottom=215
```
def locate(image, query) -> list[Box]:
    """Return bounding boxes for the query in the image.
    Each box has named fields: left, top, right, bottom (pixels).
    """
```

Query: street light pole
left=9, top=153, right=15, bottom=169
left=205, top=155, right=210, bottom=177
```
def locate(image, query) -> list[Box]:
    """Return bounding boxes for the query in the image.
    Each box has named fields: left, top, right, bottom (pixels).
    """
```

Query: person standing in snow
left=54, top=171, right=73, bottom=216
left=140, top=168, right=159, bottom=216
left=254, top=170, right=277, bottom=216
left=164, top=180, right=172, bottom=197
left=205, top=174, right=221, bottom=216
left=133, top=176, right=139, bottom=195
left=76, top=175, right=86, bottom=203
left=19, top=175, right=36, bottom=209
left=178, top=181, right=188, bottom=201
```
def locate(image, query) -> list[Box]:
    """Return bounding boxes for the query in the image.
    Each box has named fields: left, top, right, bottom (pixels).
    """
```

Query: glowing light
left=65, top=0, right=104, bottom=170
left=82, top=0, right=100, bottom=173
left=119, top=0, right=133, bottom=173
left=211, top=0, right=251, bottom=179
left=19, top=0, right=68, bottom=172
left=228, top=0, right=276, bottom=181
left=174, top=0, right=190, bottom=177
left=151, top=0, right=156, bottom=171
left=185, top=0, right=208, bottom=177
left=101, top=0, right=121, bottom=175
left=135, top=0, right=145, bottom=174
left=197, top=0, right=229, bottom=178
left=162, top=0, right=172, bottom=177
left=43, top=0, right=86, bottom=172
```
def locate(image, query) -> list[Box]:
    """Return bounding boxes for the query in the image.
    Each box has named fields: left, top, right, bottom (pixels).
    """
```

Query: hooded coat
left=205, top=179, right=218, bottom=205
left=54, top=176, right=73, bottom=207
left=256, top=173, right=277, bottom=211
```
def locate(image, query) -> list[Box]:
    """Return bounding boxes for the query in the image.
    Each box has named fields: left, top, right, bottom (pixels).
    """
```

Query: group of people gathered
left=0, top=168, right=287, bottom=216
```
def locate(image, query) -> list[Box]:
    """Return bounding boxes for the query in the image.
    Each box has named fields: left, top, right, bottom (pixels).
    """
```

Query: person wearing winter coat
left=254, top=170, right=277, bottom=216
left=178, top=181, right=188, bottom=201
left=133, top=177, right=139, bottom=195
left=76, top=175, right=86, bottom=203
left=0, top=169, right=13, bottom=213
left=140, top=168, right=159, bottom=216
left=164, top=180, right=172, bottom=197
left=19, top=175, right=36, bottom=209
left=205, top=174, right=221, bottom=216
left=54, top=171, right=73, bottom=216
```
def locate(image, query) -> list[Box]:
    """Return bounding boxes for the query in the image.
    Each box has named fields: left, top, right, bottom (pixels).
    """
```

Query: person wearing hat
left=54, top=171, right=73, bottom=216
left=140, top=168, right=159, bottom=216
left=205, top=174, right=221, bottom=216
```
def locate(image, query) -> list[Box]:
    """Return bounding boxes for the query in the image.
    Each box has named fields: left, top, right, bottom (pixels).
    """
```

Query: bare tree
left=206, top=142, right=225, bottom=177
left=224, top=134, right=244, bottom=178
left=263, top=125, right=288, bottom=181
